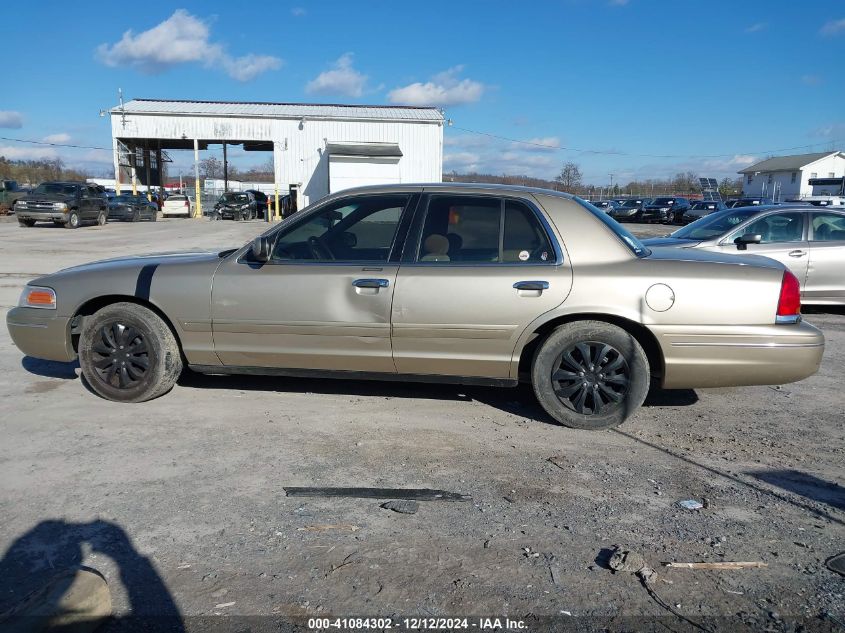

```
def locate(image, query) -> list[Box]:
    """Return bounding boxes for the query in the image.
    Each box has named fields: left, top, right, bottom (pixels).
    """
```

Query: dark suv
left=640, top=197, right=690, bottom=224
left=14, top=182, right=108, bottom=228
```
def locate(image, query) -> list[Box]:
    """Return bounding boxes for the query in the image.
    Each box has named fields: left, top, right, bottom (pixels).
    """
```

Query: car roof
left=320, top=181, right=579, bottom=200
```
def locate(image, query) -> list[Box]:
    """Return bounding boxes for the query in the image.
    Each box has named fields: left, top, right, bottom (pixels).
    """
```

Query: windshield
left=113, top=195, right=138, bottom=203
left=621, top=200, right=641, bottom=208
left=168, top=195, right=187, bottom=201
left=33, top=183, right=78, bottom=196
left=671, top=208, right=760, bottom=240
left=221, top=193, right=249, bottom=204
left=652, top=197, right=674, bottom=205
left=575, top=198, right=649, bottom=256
left=691, top=201, right=717, bottom=210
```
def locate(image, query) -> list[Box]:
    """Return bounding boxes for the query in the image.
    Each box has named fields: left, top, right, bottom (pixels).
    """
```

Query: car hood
left=33, top=250, right=228, bottom=285
left=641, top=237, right=702, bottom=248
left=19, top=193, right=76, bottom=203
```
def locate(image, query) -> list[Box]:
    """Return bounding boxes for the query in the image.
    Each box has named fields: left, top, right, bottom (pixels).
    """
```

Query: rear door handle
left=788, top=250, right=807, bottom=258
left=352, top=278, right=390, bottom=288
left=513, top=281, right=550, bottom=291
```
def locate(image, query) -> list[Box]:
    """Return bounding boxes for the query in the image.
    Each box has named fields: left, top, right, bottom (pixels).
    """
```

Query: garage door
left=329, top=155, right=401, bottom=194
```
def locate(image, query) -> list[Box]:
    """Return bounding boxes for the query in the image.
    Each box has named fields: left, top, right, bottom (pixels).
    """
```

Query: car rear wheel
left=97, top=211, right=107, bottom=226
left=65, top=210, right=80, bottom=229
left=19, top=219, right=36, bottom=227
left=132, top=209, right=141, bottom=222
left=79, top=302, right=183, bottom=403
left=531, top=320, right=650, bottom=429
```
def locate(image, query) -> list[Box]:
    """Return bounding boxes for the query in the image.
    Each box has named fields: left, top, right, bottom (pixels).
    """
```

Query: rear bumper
left=6, top=307, right=77, bottom=362
left=652, top=320, right=824, bottom=389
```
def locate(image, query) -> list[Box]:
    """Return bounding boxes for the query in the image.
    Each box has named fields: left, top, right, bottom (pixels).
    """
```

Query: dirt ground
left=0, top=216, right=842, bottom=632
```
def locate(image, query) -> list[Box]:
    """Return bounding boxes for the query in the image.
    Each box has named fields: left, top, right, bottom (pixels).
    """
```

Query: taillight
left=776, top=270, right=801, bottom=322
left=184, top=201, right=189, bottom=207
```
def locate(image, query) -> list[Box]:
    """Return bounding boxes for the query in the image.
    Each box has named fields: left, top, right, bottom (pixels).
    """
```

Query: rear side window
left=416, top=196, right=554, bottom=264
left=811, top=212, right=845, bottom=241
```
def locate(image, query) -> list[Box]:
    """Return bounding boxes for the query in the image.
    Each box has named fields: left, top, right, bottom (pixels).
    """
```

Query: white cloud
left=810, top=122, right=845, bottom=138
left=388, top=66, right=485, bottom=107
left=96, top=10, right=282, bottom=81
left=0, top=145, right=59, bottom=161
left=517, top=137, right=561, bottom=152
left=42, top=133, right=71, bottom=144
left=821, top=18, right=845, bottom=36
left=305, top=53, right=368, bottom=97
left=222, top=54, right=283, bottom=82
left=0, top=111, right=24, bottom=129
left=291, top=7, right=306, bottom=16
left=745, top=22, right=767, bottom=33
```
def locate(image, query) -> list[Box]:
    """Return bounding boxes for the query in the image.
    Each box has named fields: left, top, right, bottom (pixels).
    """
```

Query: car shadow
left=0, top=519, right=183, bottom=629
left=21, top=356, right=79, bottom=379
left=178, top=371, right=698, bottom=427
left=748, top=469, right=845, bottom=512
left=803, top=305, right=845, bottom=317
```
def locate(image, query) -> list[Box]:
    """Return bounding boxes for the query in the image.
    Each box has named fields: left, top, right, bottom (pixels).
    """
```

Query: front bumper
left=640, top=209, right=670, bottom=221
left=652, top=320, right=824, bottom=389
left=16, top=210, right=69, bottom=222
left=7, top=307, right=77, bottom=362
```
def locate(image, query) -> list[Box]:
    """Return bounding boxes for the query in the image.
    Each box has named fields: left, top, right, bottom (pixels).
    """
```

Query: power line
left=0, top=136, right=111, bottom=152
left=449, top=125, right=842, bottom=160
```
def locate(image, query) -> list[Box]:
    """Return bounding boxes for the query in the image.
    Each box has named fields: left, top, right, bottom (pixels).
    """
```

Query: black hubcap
left=551, top=341, right=630, bottom=415
left=91, top=322, right=150, bottom=389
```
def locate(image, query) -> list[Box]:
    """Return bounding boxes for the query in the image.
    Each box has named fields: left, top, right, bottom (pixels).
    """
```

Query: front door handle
left=788, top=250, right=807, bottom=258
left=513, top=280, right=550, bottom=291
left=352, top=278, right=390, bottom=289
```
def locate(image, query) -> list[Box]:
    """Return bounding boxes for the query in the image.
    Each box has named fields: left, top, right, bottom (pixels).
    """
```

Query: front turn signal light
left=21, top=286, right=56, bottom=309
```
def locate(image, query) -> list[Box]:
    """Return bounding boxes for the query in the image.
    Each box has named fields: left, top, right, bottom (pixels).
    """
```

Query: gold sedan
left=6, top=184, right=824, bottom=429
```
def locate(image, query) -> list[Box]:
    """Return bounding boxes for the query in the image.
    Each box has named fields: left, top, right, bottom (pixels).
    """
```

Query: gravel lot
left=0, top=215, right=843, bottom=631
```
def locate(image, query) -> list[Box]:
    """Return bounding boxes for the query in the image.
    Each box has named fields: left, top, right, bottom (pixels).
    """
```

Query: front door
left=711, top=210, right=810, bottom=284
left=391, top=193, right=569, bottom=379
left=805, top=211, right=845, bottom=303
left=211, top=193, right=413, bottom=372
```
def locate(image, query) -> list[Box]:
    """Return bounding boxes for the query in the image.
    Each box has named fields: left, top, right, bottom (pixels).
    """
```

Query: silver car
left=643, top=205, right=845, bottom=305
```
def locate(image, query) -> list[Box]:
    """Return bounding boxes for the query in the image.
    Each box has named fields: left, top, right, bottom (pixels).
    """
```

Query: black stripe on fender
left=134, top=264, right=159, bottom=300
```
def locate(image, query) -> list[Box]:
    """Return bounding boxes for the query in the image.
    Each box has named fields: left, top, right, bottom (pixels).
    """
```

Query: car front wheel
left=19, top=219, right=36, bottom=227
left=531, top=320, right=650, bottom=429
left=65, top=210, right=80, bottom=229
left=78, top=302, right=183, bottom=403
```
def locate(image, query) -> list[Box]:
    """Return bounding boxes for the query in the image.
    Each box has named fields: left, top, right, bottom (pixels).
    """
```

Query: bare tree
left=199, top=157, right=222, bottom=179
left=555, top=162, right=583, bottom=193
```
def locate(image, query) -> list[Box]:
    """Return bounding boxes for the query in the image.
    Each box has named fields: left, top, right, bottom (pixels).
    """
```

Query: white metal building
left=109, top=99, right=444, bottom=209
left=738, top=151, right=845, bottom=201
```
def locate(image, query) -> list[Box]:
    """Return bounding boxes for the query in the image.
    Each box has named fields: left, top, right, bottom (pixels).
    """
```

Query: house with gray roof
left=738, top=151, right=844, bottom=201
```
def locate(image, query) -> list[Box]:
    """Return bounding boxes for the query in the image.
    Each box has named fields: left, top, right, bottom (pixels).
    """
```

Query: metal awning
left=326, top=142, right=403, bottom=158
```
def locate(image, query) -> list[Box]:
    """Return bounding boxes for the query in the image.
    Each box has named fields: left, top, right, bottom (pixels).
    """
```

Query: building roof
left=738, top=151, right=844, bottom=174
left=112, top=99, right=443, bottom=123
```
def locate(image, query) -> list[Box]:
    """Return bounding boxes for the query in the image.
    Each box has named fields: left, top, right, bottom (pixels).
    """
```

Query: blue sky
left=2, top=0, right=844, bottom=185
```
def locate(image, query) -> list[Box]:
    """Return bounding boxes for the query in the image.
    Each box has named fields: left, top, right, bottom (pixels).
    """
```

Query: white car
left=162, top=194, right=194, bottom=218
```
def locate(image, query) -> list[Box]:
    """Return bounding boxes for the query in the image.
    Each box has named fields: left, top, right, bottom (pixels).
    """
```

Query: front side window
left=416, top=196, right=553, bottom=264
left=271, top=194, right=408, bottom=262
left=811, top=213, right=845, bottom=241
left=726, top=212, right=804, bottom=244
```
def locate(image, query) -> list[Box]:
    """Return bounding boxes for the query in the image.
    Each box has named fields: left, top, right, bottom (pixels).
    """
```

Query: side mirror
left=251, top=236, right=272, bottom=262
left=734, top=233, right=762, bottom=251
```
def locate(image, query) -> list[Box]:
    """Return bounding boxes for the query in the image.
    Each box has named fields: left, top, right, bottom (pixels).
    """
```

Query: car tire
left=97, top=211, right=107, bottom=226
left=19, top=219, right=36, bottom=227
left=132, top=210, right=141, bottom=222
left=66, top=210, right=81, bottom=229
left=151, top=212, right=158, bottom=222
left=78, top=302, right=183, bottom=403
left=531, top=320, right=650, bottom=429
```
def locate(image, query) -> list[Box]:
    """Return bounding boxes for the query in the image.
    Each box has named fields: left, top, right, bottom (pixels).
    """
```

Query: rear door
left=805, top=210, right=845, bottom=303
left=390, top=192, right=567, bottom=379
left=713, top=210, right=810, bottom=285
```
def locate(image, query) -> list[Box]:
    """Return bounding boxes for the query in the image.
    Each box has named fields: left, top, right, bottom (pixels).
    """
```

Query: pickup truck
left=0, top=180, right=26, bottom=214
left=14, top=181, right=108, bottom=228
